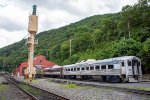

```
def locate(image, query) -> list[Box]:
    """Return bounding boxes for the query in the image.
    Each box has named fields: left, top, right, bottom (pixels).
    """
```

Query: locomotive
left=43, top=56, right=142, bottom=82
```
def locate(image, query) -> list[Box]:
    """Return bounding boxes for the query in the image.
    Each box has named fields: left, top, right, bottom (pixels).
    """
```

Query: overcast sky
left=0, top=0, right=138, bottom=48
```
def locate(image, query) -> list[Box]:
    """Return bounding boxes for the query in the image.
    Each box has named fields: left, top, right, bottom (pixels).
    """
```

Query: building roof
left=16, top=55, right=56, bottom=69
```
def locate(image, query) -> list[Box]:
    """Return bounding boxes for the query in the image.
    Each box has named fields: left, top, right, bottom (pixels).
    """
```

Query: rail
left=5, top=75, right=69, bottom=100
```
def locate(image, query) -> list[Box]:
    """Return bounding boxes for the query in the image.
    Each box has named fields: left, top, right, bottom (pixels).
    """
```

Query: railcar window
left=74, top=68, right=76, bottom=71
left=86, top=67, right=89, bottom=70
left=82, top=67, right=85, bottom=70
left=95, top=66, right=100, bottom=70
left=77, top=68, right=80, bottom=71
left=122, top=62, right=124, bottom=66
left=138, top=62, right=140, bottom=66
left=71, top=68, right=73, bottom=71
left=128, top=60, right=131, bottom=66
left=108, top=65, right=114, bottom=69
left=132, top=61, right=135, bottom=66
left=66, top=69, right=68, bottom=71
left=68, top=69, right=70, bottom=71
left=101, top=65, right=106, bottom=69
left=90, top=66, right=94, bottom=70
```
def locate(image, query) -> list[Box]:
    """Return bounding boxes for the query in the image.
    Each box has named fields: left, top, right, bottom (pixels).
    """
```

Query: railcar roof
left=63, top=56, right=140, bottom=67
left=95, top=56, right=140, bottom=64
left=63, top=64, right=77, bottom=68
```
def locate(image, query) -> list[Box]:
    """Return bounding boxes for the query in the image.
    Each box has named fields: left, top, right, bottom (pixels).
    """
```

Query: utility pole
left=2, top=60, right=4, bottom=72
left=69, top=38, right=72, bottom=57
left=26, top=5, right=38, bottom=80
left=128, top=21, right=131, bottom=39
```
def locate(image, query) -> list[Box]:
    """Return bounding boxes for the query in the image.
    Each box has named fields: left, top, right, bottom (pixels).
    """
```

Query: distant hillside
left=0, top=0, right=150, bottom=73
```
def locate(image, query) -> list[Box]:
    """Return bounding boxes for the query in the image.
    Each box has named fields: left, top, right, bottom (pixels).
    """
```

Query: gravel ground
left=47, top=78, right=150, bottom=91
left=0, top=77, right=32, bottom=100
left=30, top=79, right=150, bottom=100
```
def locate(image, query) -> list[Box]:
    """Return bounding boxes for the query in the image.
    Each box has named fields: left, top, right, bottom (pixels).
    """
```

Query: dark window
left=128, top=60, right=131, bottom=66
left=101, top=65, right=106, bottom=69
left=95, top=66, right=100, bottom=70
left=81, top=67, right=85, bottom=70
left=68, top=69, right=70, bottom=71
left=86, top=67, right=89, bottom=70
left=77, top=68, right=80, bottom=71
left=90, top=66, right=94, bottom=70
left=71, top=68, right=73, bottom=71
left=74, top=68, right=76, bottom=71
left=138, top=62, right=140, bottom=67
left=40, top=60, right=42, bottom=63
left=66, top=69, right=68, bottom=71
left=122, top=62, right=124, bottom=66
left=108, top=65, right=114, bottom=69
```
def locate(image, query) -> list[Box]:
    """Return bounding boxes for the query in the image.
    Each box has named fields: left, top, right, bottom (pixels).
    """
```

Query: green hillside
left=0, top=0, right=150, bottom=73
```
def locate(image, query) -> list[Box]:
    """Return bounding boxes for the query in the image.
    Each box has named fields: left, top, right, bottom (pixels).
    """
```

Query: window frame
left=77, top=68, right=80, bottom=71
left=95, top=65, right=100, bottom=70
left=122, top=62, right=124, bottom=66
left=101, top=65, right=106, bottom=69
left=81, top=67, right=85, bottom=70
left=86, top=67, right=89, bottom=70
left=108, top=65, right=114, bottom=69
left=66, top=69, right=68, bottom=71
left=74, top=68, right=76, bottom=71
left=90, top=66, right=94, bottom=70
left=71, top=68, right=73, bottom=71
left=128, top=60, right=131, bottom=66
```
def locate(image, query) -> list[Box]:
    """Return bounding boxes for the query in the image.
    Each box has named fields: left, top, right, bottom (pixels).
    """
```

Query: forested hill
left=0, top=0, right=150, bottom=73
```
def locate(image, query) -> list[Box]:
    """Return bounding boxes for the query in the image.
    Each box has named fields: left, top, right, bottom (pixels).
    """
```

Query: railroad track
left=4, top=75, right=69, bottom=100
left=49, top=78, right=150, bottom=96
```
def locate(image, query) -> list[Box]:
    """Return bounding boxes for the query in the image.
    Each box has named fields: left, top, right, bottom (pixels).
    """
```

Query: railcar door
left=132, top=60, right=139, bottom=75
left=121, top=61, right=126, bottom=75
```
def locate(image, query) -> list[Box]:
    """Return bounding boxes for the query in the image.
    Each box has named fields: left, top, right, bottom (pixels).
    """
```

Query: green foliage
left=141, top=38, right=150, bottom=71
left=0, top=0, right=150, bottom=73
left=112, top=38, right=142, bottom=57
left=143, top=38, right=150, bottom=53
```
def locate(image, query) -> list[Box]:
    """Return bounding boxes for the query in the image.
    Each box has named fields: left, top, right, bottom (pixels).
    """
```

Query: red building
left=13, top=55, right=56, bottom=76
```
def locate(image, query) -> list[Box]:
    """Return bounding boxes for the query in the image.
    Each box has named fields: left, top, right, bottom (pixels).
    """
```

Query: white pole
left=70, top=38, right=72, bottom=57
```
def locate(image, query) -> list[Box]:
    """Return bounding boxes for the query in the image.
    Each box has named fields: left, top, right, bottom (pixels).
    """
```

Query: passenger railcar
left=43, top=56, right=142, bottom=82
left=63, top=56, right=142, bottom=82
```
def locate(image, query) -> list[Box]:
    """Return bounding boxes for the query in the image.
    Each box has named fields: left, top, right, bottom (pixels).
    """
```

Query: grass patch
left=0, top=96, right=6, bottom=100
left=46, top=79, right=53, bottom=82
left=66, top=83, right=78, bottom=88
left=19, top=84, right=42, bottom=96
left=31, top=79, right=40, bottom=83
left=0, top=84, right=8, bottom=92
left=23, top=79, right=40, bottom=83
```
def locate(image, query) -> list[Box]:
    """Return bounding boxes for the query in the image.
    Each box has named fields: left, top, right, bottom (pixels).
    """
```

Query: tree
left=112, top=38, right=142, bottom=57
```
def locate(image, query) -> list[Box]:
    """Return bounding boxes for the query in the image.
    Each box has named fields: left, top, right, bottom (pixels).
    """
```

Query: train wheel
left=106, top=76, right=121, bottom=82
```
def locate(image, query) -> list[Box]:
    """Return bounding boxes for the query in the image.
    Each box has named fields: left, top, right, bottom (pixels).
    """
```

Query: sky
left=0, top=0, right=138, bottom=48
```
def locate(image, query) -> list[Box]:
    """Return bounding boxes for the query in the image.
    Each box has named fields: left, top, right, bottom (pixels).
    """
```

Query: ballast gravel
left=30, top=79, right=150, bottom=100
left=0, top=77, right=32, bottom=100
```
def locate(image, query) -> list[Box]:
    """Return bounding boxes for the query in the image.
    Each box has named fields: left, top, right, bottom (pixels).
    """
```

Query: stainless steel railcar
left=63, top=56, right=142, bottom=82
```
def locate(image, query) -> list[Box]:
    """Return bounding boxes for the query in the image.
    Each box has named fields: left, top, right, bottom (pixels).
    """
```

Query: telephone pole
left=69, top=38, right=72, bottom=57
left=128, top=21, right=131, bottom=39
